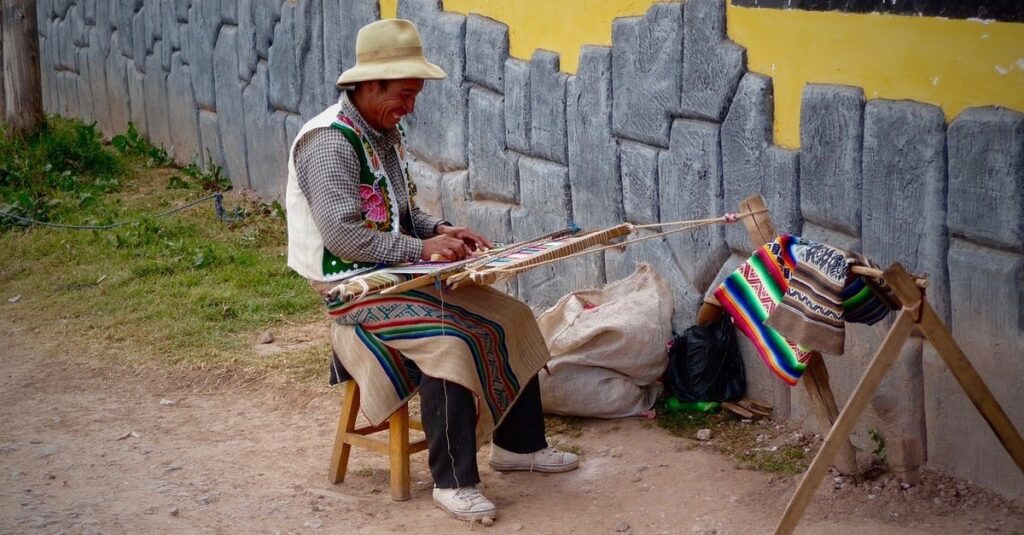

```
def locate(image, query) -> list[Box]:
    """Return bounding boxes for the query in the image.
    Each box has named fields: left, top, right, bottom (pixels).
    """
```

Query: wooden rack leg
left=775, top=308, right=917, bottom=534
left=906, top=300, right=1024, bottom=474
left=801, top=353, right=859, bottom=475
left=389, top=404, right=412, bottom=501
left=884, top=289, right=1024, bottom=473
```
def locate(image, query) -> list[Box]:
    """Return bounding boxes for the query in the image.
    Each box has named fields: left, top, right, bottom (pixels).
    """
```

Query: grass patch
left=549, top=438, right=584, bottom=456
left=545, top=415, right=585, bottom=438
left=1, top=117, right=322, bottom=376
left=1, top=117, right=125, bottom=225
left=654, top=401, right=718, bottom=437
left=654, top=397, right=812, bottom=477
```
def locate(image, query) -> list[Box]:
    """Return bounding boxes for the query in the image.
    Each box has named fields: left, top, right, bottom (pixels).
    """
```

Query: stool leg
left=389, top=404, right=412, bottom=501
left=330, top=381, right=360, bottom=484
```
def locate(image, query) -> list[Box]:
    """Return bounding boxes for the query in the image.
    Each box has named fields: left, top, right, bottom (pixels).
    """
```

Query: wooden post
left=737, top=195, right=859, bottom=474
left=801, top=353, right=860, bottom=475
left=776, top=303, right=918, bottom=534
left=0, top=11, right=6, bottom=123
left=888, top=436, right=924, bottom=486
left=2, top=0, right=44, bottom=135
left=389, top=404, right=412, bottom=501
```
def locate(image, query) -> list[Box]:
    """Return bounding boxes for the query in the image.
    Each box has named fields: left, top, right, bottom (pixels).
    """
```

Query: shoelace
left=453, top=486, right=491, bottom=508
left=537, top=447, right=563, bottom=462
left=530, top=447, right=561, bottom=471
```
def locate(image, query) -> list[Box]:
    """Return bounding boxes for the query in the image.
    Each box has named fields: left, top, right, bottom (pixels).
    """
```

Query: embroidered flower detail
left=360, top=183, right=389, bottom=223
left=338, top=115, right=361, bottom=137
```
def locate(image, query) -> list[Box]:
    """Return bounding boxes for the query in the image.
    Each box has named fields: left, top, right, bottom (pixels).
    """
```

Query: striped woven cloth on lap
left=714, top=234, right=812, bottom=386
left=329, top=285, right=550, bottom=446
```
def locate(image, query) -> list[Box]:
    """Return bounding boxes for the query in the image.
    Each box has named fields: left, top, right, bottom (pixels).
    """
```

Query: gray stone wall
left=39, top=0, right=1024, bottom=497
left=38, top=0, right=380, bottom=199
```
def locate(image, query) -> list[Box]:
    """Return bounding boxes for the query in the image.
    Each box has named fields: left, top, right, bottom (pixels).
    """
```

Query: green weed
left=168, top=153, right=232, bottom=192
left=1, top=117, right=125, bottom=225
left=545, top=416, right=585, bottom=438
left=868, top=428, right=887, bottom=459
left=111, top=122, right=172, bottom=168
left=735, top=445, right=806, bottom=476
left=654, top=397, right=813, bottom=476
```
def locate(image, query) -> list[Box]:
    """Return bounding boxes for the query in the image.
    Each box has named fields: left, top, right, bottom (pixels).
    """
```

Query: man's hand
left=435, top=224, right=494, bottom=252
left=422, top=234, right=472, bottom=261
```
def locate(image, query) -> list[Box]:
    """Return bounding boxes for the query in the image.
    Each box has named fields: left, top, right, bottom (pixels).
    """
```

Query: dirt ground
left=2, top=328, right=1024, bottom=535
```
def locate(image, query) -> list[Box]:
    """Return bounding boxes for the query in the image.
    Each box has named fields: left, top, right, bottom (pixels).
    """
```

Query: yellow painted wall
left=379, top=0, right=1024, bottom=148
left=727, top=5, right=1024, bottom=147
left=381, top=0, right=398, bottom=19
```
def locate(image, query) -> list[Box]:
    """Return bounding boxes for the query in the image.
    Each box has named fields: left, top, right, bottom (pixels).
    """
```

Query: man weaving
left=285, top=19, right=578, bottom=522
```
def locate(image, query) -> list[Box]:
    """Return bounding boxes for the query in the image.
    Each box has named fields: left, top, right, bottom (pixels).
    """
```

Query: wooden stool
left=329, top=380, right=428, bottom=501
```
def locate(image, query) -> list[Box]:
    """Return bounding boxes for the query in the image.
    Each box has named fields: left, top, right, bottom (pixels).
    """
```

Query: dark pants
left=418, top=375, right=548, bottom=488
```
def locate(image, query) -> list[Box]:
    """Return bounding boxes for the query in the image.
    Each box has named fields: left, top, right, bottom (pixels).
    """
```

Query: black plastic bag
left=664, top=318, right=746, bottom=403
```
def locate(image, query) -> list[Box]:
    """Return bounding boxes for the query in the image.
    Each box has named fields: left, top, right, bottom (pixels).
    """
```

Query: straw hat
left=336, top=19, right=447, bottom=86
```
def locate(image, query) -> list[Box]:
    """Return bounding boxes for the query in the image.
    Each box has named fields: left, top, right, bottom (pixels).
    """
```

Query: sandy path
left=1, top=333, right=1020, bottom=535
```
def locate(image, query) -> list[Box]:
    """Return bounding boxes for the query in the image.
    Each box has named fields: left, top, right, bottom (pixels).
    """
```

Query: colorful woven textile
left=324, top=271, right=412, bottom=312
left=716, top=235, right=898, bottom=386
left=766, top=242, right=850, bottom=355
left=842, top=256, right=899, bottom=324
left=714, top=235, right=812, bottom=386
left=329, top=285, right=550, bottom=446
left=765, top=246, right=897, bottom=356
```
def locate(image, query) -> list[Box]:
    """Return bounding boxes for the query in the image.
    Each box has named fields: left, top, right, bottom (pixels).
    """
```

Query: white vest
left=285, top=104, right=399, bottom=282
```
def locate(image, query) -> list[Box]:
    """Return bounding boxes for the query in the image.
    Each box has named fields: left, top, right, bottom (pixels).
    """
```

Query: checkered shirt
left=294, top=93, right=447, bottom=264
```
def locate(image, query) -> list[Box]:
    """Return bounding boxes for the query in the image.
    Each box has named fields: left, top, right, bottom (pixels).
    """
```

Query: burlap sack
left=537, top=263, right=674, bottom=418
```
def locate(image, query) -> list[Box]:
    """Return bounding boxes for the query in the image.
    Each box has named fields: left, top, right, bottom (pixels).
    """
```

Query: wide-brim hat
left=337, top=19, right=447, bottom=86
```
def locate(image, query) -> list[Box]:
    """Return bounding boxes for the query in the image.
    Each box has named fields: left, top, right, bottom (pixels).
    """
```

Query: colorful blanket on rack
left=715, top=235, right=897, bottom=386
left=765, top=242, right=851, bottom=355
left=714, top=234, right=812, bottom=386
left=842, top=255, right=899, bottom=324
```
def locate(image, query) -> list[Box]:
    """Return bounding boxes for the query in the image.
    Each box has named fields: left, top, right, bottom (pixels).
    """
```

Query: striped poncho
left=714, top=235, right=896, bottom=386
left=714, top=235, right=812, bottom=386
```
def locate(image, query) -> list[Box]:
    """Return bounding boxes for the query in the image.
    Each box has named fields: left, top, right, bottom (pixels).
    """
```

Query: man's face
left=360, top=79, right=424, bottom=131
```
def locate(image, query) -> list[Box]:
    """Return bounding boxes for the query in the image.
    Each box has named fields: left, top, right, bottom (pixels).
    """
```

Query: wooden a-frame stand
left=700, top=196, right=1024, bottom=534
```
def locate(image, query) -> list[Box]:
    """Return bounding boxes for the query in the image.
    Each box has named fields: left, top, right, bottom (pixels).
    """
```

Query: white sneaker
left=488, top=445, right=580, bottom=473
left=432, top=484, right=497, bottom=521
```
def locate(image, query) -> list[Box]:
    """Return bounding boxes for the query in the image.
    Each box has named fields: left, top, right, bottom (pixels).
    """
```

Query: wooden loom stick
left=850, top=265, right=928, bottom=288
left=463, top=224, right=633, bottom=287
left=444, top=227, right=578, bottom=287
left=489, top=217, right=740, bottom=279
left=379, top=226, right=580, bottom=295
